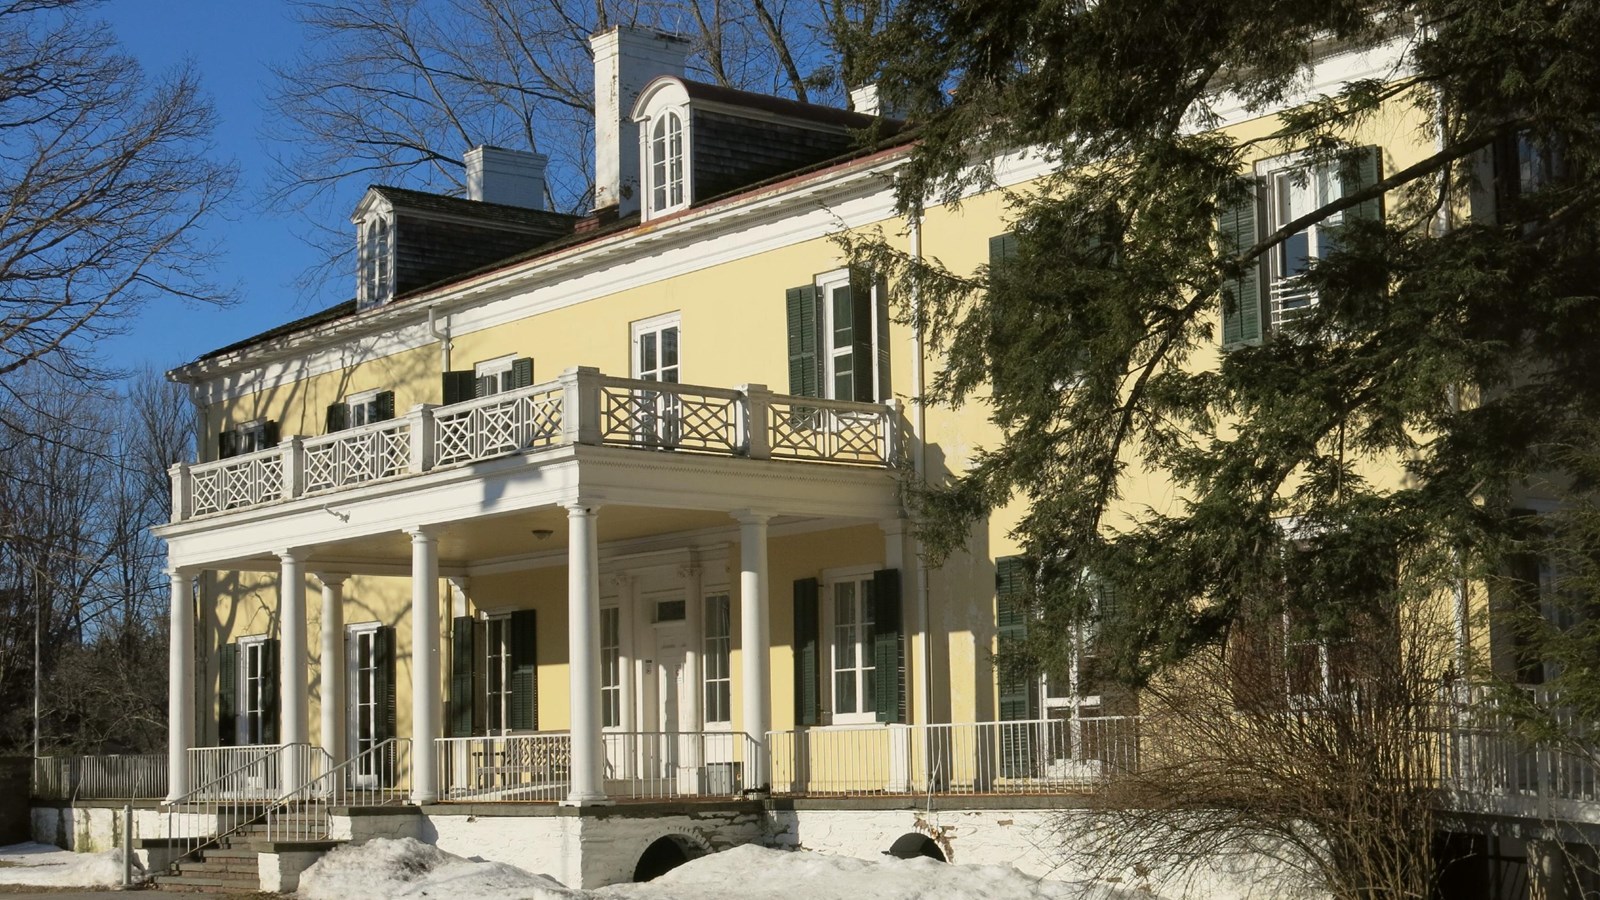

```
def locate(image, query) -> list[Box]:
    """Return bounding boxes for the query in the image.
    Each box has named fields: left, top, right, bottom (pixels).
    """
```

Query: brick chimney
left=465, top=145, right=548, bottom=210
left=590, top=27, right=690, bottom=216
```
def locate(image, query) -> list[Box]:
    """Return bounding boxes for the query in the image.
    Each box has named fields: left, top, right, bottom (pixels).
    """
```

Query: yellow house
left=142, top=23, right=1567, bottom=894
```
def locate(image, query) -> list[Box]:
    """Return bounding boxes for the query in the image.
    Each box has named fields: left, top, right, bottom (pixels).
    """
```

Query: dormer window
left=357, top=215, right=393, bottom=309
left=649, top=110, right=686, bottom=216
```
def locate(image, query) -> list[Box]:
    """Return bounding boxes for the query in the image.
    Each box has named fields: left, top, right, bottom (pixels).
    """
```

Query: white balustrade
left=436, top=733, right=573, bottom=801
left=172, top=371, right=902, bottom=521
left=300, top=418, right=413, bottom=493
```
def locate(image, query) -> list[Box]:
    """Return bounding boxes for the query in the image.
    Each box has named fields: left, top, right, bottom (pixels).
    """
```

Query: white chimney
left=849, top=83, right=901, bottom=119
left=591, top=27, right=690, bottom=215
left=465, top=145, right=548, bottom=210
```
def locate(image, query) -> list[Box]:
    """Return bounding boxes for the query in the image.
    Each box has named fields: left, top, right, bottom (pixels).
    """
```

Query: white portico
left=158, top=368, right=903, bottom=806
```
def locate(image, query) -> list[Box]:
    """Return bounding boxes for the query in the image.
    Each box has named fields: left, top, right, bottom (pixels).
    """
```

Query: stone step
left=156, top=874, right=260, bottom=893
left=175, top=859, right=256, bottom=877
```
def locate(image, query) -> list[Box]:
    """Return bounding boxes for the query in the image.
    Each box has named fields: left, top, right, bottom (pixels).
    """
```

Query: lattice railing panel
left=302, top=420, right=413, bottom=494
left=433, top=384, right=565, bottom=466
left=766, top=398, right=890, bottom=465
left=597, top=379, right=741, bottom=454
left=189, top=451, right=285, bottom=515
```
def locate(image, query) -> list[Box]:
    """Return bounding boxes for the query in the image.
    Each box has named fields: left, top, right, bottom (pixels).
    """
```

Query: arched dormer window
left=650, top=110, right=686, bottom=215
left=358, top=215, right=393, bottom=309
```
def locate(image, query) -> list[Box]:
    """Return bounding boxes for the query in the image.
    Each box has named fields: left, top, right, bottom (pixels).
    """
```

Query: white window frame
left=344, top=388, right=383, bottom=428
left=1256, top=154, right=1348, bottom=331
left=631, top=313, right=682, bottom=384
left=814, top=269, right=888, bottom=403
left=229, top=419, right=272, bottom=455
left=237, top=634, right=271, bottom=746
left=822, top=565, right=878, bottom=725
left=482, top=613, right=511, bottom=735
left=702, top=591, right=732, bottom=727
left=357, top=215, right=394, bottom=309
left=644, top=108, right=689, bottom=218
left=474, top=355, right=517, bottom=398
left=630, top=313, right=683, bottom=446
left=601, top=605, right=622, bottom=730
left=345, top=622, right=381, bottom=767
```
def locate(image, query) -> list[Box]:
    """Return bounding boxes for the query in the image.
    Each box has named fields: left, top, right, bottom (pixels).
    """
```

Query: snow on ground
left=0, top=841, right=136, bottom=887
left=297, top=838, right=1151, bottom=900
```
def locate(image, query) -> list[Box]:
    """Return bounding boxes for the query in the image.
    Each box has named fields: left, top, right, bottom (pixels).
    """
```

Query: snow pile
left=0, top=841, right=136, bottom=887
left=297, top=837, right=581, bottom=900
left=298, top=838, right=1148, bottom=900
left=596, top=844, right=1142, bottom=900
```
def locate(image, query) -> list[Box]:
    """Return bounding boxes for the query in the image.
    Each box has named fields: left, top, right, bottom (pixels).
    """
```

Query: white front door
left=347, top=625, right=380, bottom=786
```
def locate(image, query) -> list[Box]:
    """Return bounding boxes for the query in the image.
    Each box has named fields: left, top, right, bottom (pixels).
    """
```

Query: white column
left=166, top=567, right=196, bottom=801
left=736, top=511, right=772, bottom=791
left=315, top=573, right=348, bottom=762
left=564, top=500, right=608, bottom=805
left=276, top=549, right=311, bottom=795
left=408, top=528, right=442, bottom=803
left=682, top=561, right=704, bottom=776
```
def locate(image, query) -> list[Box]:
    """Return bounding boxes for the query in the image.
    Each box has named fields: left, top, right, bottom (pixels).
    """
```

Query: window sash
left=830, top=576, right=876, bottom=719
left=600, top=607, right=621, bottom=728
left=704, top=594, right=732, bottom=724
left=485, top=617, right=509, bottom=733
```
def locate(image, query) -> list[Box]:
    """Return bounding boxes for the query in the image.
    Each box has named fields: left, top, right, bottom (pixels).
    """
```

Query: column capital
left=562, top=497, right=602, bottom=515
left=605, top=572, right=634, bottom=592
left=167, top=565, right=202, bottom=580
left=312, top=571, right=349, bottom=588
left=731, top=509, right=773, bottom=526
left=405, top=525, right=441, bottom=542
left=275, top=547, right=313, bottom=563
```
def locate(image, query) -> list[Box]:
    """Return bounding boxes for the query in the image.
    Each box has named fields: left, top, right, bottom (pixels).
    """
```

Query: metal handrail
left=265, top=738, right=412, bottom=842
left=163, top=743, right=327, bottom=870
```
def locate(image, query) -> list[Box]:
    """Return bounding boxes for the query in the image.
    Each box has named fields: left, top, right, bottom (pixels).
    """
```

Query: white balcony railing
left=171, top=368, right=902, bottom=522
left=437, top=733, right=573, bottom=802
left=1439, top=685, right=1600, bottom=809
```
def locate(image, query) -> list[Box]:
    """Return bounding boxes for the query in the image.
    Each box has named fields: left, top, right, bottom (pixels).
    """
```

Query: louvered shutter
left=872, top=568, right=903, bottom=723
left=260, top=420, right=280, bottom=449
left=989, top=233, right=1018, bottom=264
left=449, top=616, right=478, bottom=737
left=510, top=357, right=535, bottom=389
left=1341, top=146, right=1384, bottom=223
left=260, top=638, right=280, bottom=744
left=874, top=274, right=892, bottom=404
left=848, top=269, right=875, bottom=402
left=218, top=430, right=239, bottom=460
left=793, top=578, right=820, bottom=726
left=374, top=626, right=397, bottom=742
left=441, top=371, right=476, bottom=405
left=373, top=391, right=396, bottom=421
left=996, top=557, right=1038, bottom=778
left=786, top=285, right=821, bottom=398
left=1218, top=188, right=1265, bottom=350
left=217, top=643, right=237, bottom=746
left=508, top=610, right=539, bottom=731
left=325, top=402, right=349, bottom=434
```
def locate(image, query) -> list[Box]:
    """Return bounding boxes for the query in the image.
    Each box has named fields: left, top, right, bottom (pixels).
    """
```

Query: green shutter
left=849, top=269, right=876, bottom=402
left=449, top=616, right=477, bottom=737
left=260, top=638, right=280, bottom=744
left=441, top=370, right=476, bottom=405
left=260, top=420, right=280, bottom=449
left=217, top=642, right=237, bottom=746
left=218, top=430, right=238, bottom=460
left=988, top=232, right=1018, bottom=263
left=1342, top=145, right=1384, bottom=223
left=508, top=610, right=539, bottom=731
left=786, top=285, right=821, bottom=398
left=374, top=626, right=397, bottom=742
left=794, top=578, right=820, bottom=726
left=872, top=568, right=903, bottom=724
left=374, top=390, right=396, bottom=422
left=325, top=402, right=349, bottom=434
left=874, top=274, right=892, bottom=403
left=510, top=357, right=535, bottom=389
left=1218, top=188, right=1265, bottom=350
left=996, top=557, right=1037, bottom=778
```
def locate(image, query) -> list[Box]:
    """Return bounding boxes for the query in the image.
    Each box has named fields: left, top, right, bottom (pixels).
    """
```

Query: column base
left=410, top=791, right=439, bottom=805
left=560, top=793, right=614, bottom=808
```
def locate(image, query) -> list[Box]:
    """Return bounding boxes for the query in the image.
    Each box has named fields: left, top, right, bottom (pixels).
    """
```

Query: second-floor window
left=325, top=389, right=395, bottom=432
left=219, top=419, right=278, bottom=459
left=785, top=269, right=890, bottom=403
left=440, top=356, right=534, bottom=404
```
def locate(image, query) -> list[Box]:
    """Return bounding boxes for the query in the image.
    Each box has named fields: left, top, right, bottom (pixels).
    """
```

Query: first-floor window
left=601, top=607, right=621, bottom=728
left=485, top=616, right=510, bottom=733
left=830, top=573, right=877, bottom=723
left=239, top=637, right=271, bottom=745
left=704, top=593, right=731, bottom=724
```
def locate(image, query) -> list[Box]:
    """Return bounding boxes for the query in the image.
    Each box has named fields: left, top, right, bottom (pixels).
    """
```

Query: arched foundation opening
left=633, top=834, right=699, bottom=882
left=888, top=833, right=947, bottom=862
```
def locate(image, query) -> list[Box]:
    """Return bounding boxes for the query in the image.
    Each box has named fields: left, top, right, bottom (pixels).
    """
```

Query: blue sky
left=96, top=0, right=335, bottom=375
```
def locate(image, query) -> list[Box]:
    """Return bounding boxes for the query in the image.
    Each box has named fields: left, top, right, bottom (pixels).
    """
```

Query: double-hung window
left=1219, top=147, right=1383, bottom=349
left=828, top=571, right=878, bottom=724
left=785, top=269, right=890, bottom=404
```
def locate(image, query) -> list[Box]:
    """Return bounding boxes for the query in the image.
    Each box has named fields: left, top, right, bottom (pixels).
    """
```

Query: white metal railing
left=171, top=368, right=901, bottom=521
left=437, top=733, right=572, bottom=801
left=265, top=739, right=411, bottom=842
left=165, top=743, right=327, bottom=866
left=767, top=717, right=1140, bottom=798
left=301, top=417, right=412, bottom=493
left=433, top=381, right=565, bottom=466
left=1438, top=686, right=1600, bottom=807
left=601, top=731, right=761, bottom=800
left=1269, top=275, right=1317, bottom=330
left=32, top=754, right=167, bottom=800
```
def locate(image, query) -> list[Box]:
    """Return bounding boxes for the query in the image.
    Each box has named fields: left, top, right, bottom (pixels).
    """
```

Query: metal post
left=121, top=803, right=133, bottom=887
